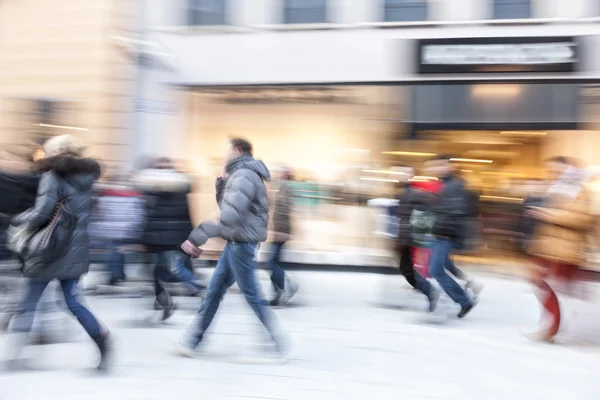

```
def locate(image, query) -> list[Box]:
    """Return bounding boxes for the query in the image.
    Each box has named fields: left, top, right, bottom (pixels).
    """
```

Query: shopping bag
left=412, top=247, right=431, bottom=279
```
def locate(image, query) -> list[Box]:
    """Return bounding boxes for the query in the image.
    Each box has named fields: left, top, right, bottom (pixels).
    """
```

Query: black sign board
left=417, top=36, right=578, bottom=74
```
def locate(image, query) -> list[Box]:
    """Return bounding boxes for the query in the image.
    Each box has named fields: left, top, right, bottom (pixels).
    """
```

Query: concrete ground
left=1, top=270, right=600, bottom=400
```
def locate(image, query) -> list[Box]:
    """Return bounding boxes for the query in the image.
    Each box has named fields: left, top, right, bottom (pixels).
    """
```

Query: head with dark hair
left=154, top=157, right=174, bottom=170
left=226, top=137, right=253, bottom=163
left=432, top=154, right=455, bottom=162
left=426, top=153, right=456, bottom=178
left=544, top=155, right=574, bottom=180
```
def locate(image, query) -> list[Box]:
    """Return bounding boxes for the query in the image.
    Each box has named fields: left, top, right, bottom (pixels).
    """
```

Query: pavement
left=1, top=270, right=600, bottom=400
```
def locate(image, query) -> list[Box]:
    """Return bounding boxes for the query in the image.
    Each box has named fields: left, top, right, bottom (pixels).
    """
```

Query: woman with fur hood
left=5, top=135, right=111, bottom=371
left=135, top=157, right=203, bottom=322
left=527, top=156, right=594, bottom=342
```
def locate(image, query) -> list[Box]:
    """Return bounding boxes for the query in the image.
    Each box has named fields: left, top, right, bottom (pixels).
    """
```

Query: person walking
left=179, top=138, right=288, bottom=358
left=5, top=135, right=111, bottom=371
left=135, top=157, right=203, bottom=321
left=268, top=166, right=299, bottom=307
left=526, top=157, right=593, bottom=342
left=394, top=166, right=441, bottom=311
left=92, top=175, right=145, bottom=285
left=425, top=155, right=477, bottom=318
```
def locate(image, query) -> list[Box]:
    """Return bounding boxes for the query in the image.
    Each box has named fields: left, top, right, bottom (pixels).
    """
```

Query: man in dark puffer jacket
left=179, top=138, right=288, bottom=358
left=136, top=158, right=203, bottom=321
left=427, top=154, right=477, bottom=319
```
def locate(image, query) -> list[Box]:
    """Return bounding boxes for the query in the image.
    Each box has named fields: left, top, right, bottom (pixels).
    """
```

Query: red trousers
left=532, top=258, right=580, bottom=339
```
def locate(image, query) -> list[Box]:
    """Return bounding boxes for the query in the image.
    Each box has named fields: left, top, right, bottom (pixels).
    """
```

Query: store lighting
left=500, top=131, right=548, bottom=136
left=360, top=177, right=400, bottom=183
left=362, top=169, right=408, bottom=176
left=481, top=171, right=525, bottom=177
left=480, top=195, right=523, bottom=203
left=35, top=123, right=89, bottom=131
left=471, top=85, right=521, bottom=98
left=410, top=176, right=439, bottom=182
left=382, top=151, right=437, bottom=157
left=450, top=158, right=493, bottom=164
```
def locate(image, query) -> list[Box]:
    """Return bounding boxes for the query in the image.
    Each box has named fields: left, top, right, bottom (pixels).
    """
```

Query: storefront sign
left=202, top=87, right=359, bottom=105
left=417, top=37, right=578, bottom=74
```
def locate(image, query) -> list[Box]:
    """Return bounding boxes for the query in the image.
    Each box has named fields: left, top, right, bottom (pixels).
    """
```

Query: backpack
left=410, top=209, right=436, bottom=248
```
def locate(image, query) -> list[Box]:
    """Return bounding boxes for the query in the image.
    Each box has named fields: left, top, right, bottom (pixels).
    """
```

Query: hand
left=181, top=240, right=203, bottom=258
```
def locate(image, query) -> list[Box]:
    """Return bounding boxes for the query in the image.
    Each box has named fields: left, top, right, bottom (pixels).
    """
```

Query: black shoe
left=457, top=302, right=476, bottom=319
left=427, top=289, right=441, bottom=313
left=92, top=332, right=112, bottom=372
left=269, top=296, right=282, bottom=307
left=155, top=294, right=178, bottom=321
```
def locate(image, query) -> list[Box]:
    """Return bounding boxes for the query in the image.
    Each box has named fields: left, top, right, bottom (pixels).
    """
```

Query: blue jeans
left=429, top=238, right=472, bottom=307
left=190, top=242, right=277, bottom=345
left=268, top=242, right=286, bottom=290
left=12, top=279, right=102, bottom=337
left=153, top=250, right=203, bottom=296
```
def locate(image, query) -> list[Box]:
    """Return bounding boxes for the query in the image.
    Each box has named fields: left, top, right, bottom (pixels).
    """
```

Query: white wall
left=156, top=23, right=600, bottom=85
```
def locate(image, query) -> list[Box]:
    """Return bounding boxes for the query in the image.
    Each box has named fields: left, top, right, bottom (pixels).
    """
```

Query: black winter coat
left=431, top=175, right=469, bottom=244
left=135, top=169, right=194, bottom=253
left=12, top=156, right=101, bottom=280
left=395, top=185, right=437, bottom=247
left=0, top=171, right=39, bottom=216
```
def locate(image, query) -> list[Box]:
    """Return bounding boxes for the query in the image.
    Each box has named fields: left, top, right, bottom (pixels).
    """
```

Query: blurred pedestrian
left=179, top=138, right=288, bottom=359
left=268, top=165, right=299, bottom=307
left=5, top=134, right=111, bottom=371
left=92, top=174, right=145, bottom=285
left=526, top=156, right=594, bottom=342
left=393, top=166, right=440, bottom=311
left=136, top=157, right=203, bottom=321
left=426, top=155, right=477, bottom=318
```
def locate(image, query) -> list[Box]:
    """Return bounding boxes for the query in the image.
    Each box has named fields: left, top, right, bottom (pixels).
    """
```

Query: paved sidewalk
left=1, top=271, right=600, bottom=400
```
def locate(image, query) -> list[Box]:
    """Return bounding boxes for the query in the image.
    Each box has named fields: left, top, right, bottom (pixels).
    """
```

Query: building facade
left=0, top=0, right=139, bottom=169
left=140, top=0, right=600, bottom=265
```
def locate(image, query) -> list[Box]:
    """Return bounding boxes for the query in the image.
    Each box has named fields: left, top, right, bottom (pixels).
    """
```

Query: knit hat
left=43, top=134, right=85, bottom=158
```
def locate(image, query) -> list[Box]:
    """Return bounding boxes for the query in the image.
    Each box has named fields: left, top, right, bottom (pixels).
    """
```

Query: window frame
left=492, top=0, right=532, bottom=20
left=383, top=0, right=429, bottom=23
left=282, top=0, right=329, bottom=25
left=187, top=0, right=228, bottom=26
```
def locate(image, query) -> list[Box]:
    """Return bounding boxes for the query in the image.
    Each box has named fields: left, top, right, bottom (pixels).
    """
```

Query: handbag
left=23, top=196, right=77, bottom=264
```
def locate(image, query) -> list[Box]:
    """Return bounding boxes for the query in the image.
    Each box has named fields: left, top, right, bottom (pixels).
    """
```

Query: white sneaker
left=466, top=280, right=484, bottom=300
left=279, top=277, right=299, bottom=306
left=176, top=338, right=201, bottom=358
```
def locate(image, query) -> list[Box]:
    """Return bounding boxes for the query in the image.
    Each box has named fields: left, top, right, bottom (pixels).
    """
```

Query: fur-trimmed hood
left=34, top=156, right=101, bottom=177
left=134, top=169, right=192, bottom=193
left=33, top=156, right=101, bottom=191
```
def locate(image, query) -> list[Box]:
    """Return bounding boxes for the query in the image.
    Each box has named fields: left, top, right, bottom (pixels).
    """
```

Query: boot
left=155, top=292, right=177, bottom=321
left=92, top=332, right=112, bottom=372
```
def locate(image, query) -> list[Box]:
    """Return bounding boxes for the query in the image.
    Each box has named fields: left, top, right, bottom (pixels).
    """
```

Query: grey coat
left=189, top=155, right=270, bottom=246
left=13, top=156, right=101, bottom=280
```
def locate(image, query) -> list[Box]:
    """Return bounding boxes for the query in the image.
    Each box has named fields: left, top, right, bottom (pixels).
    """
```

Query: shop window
left=188, top=0, right=227, bottom=26
left=384, top=0, right=428, bottom=22
left=283, top=0, right=328, bottom=24
left=493, top=0, right=531, bottom=19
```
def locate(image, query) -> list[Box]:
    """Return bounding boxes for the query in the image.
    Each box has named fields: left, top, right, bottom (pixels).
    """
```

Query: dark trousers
left=398, top=245, right=434, bottom=296
left=12, top=279, right=102, bottom=337
left=153, top=250, right=203, bottom=298
left=268, top=242, right=286, bottom=290
left=107, top=240, right=126, bottom=284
